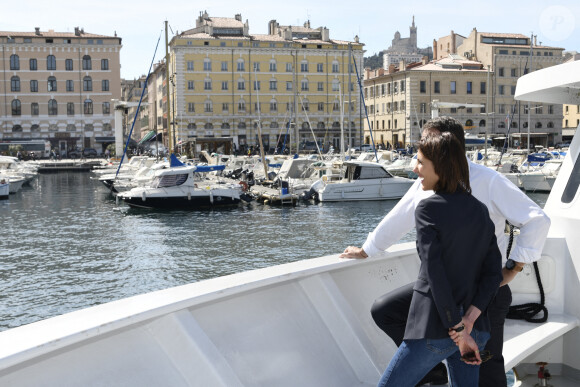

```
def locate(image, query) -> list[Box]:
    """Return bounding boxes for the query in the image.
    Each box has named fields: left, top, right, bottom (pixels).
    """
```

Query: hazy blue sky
left=4, top=0, right=579, bottom=79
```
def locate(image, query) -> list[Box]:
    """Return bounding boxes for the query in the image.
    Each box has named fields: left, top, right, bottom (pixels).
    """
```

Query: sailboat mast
left=254, top=69, right=268, bottom=176
left=165, top=20, right=173, bottom=155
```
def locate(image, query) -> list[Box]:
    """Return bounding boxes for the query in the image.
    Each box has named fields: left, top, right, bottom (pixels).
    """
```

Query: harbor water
left=0, top=172, right=549, bottom=332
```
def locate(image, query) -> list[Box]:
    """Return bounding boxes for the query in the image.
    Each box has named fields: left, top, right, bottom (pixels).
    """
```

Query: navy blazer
left=404, top=190, right=502, bottom=340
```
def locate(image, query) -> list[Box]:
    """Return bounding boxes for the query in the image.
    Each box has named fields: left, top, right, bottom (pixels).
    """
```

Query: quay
left=35, top=160, right=106, bottom=173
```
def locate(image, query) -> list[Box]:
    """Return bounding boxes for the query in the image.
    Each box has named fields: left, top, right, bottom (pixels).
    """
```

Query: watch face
left=506, top=259, right=515, bottom=270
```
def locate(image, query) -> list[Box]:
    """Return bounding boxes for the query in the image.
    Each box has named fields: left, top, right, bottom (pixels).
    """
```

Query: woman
left=377, top=132, right=502, bottom=386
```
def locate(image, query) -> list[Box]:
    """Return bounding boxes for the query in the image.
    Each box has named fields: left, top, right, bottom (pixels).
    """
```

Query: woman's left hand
left=457, top=334, right=482, bottom=365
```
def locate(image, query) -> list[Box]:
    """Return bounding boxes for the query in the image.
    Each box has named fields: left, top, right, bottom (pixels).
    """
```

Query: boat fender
left=188, top=191, right=191, bottom=201
left=239, top=181, right=249, bottom=192
left=210, top=191, right=214, bottom=204
left=142, top=191, right=146, bottom=201
left=115, top=195, right=119, bottom=205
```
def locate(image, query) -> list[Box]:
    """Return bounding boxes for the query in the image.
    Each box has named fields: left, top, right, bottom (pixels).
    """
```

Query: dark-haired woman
left=377, top=132, right=502, bottom=387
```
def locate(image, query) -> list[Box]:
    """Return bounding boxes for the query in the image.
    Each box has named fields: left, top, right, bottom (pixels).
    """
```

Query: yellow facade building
left=168, top=12, right=364, bottom=153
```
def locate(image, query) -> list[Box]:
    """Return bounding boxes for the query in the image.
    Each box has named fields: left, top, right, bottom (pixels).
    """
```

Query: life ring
left=239, top=181, right=249, bottom=192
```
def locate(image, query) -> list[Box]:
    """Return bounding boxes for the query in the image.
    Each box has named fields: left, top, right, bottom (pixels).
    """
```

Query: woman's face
left=413, top=150, right=439, bottom=191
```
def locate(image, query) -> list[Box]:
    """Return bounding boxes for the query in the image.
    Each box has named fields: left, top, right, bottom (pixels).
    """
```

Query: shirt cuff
left=509, top=245, right=542, bottom=264
left=361, top=234, right=383, bottom=257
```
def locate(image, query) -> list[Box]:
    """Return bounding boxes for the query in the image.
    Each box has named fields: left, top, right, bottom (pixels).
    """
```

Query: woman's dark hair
left=417, top=132, right=471, bottom=194
left=422, top=116, right=466, bottom=152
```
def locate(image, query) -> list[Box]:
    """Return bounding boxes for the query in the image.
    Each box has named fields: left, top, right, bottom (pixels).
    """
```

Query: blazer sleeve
left=471, top=217, right=503, bottom=312
left=415, top=202, right=462, bottom=328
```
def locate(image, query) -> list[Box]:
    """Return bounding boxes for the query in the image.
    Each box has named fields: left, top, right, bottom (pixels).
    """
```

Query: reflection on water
left=0, top=173, right=549, bottom=331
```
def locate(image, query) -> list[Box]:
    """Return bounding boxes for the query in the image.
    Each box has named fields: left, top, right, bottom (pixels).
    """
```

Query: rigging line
left=351, top=53, right=378, bottom=163
left=497, top=104, right=517, bottom=168
left=114, top=31, right=163, bottom=181
left=298, top=95, right=323, bottom=158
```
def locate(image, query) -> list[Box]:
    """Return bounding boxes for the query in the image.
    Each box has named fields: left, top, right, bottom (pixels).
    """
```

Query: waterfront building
left=0, top=28, right=121, bottom=155
left=120, top=75, right=149, bottom=143
left=168, top=12, right=364, bottom=153
left=364, top=55, right=489, bottom=148
left=448, top=29, right=565, bottom=147
left=562, top=52, right=580, bottom=143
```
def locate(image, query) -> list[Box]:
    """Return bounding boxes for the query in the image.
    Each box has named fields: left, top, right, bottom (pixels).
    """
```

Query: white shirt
left=362, top=160, right=551, bottom=264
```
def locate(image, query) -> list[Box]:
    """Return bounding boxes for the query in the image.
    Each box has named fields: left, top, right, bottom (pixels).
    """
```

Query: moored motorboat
left=0, top=179, right=8, bottom=199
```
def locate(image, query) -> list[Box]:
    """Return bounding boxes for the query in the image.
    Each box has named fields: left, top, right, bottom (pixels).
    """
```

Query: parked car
left=68, top=148, right=98, bottom=159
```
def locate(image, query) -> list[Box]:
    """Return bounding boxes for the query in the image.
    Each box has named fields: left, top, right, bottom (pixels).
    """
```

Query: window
left=269, top=61, right=277, bottom=72
left=12, top=125, right=22, bottom=133
left=300, top=61, right=308, bottom=72
left=64, top=80, right=74, bottom=92
left=83, top=76, right=92, bottom=91
left=47, top=55, right=56, bottom=70
left=48, top=76, right=57, bottom=91
left=301, top=101, right=309, bottom=111
left=317, top=82, right=324, bottom=91
left=102, top=80, right=109, bottom=91
left=203, top=58, right=212, bottom=71
left=286, top=62, right=293, bottom=72
left=317, top=63, right=323, bottom=72
left=238, top=100, right=246, bottom=111
left=11, top=99, right=21, bottom=116
left=221, top=81, right=228, bottom=90
left=188, top=102, right=195, bottom=112
left=511, top=85, right=516, bottom=95
left=103, top=102, right=110, bottom=115
left=84, top=99, right=93, bottom=115
left=64, top=58, right=73, bottom=71
left=511, top=68, right=517, bottom=77
left=10, top=54, right=20, bottom=70
left=188, top=80, right=194, bottom=90
left=238, top=80, right=245, bottom=90
left=498, top=104, right=506, bottom=114
left=221, top=61, right=228, bottom=71
left=467, top=81, right=472, bottom=94
left=333, top=101, right=340, bottom=111
left=31, top=103, right=39, bottom=116
left=48, top=99, right=58, bottom=115
left=301, top=79, right=309, bottom=91
left=253, top=62, right=260, bottom=71
left=237, top=59, right=245, bottom=71
left=332, top=62, right=339, bottom=73
left=253, top=80, right=260, bottom=91
left=420, top=80, right=426, bottom=93
left=270, top=100, right=277, bottom=112
left=481, top=104, right=486, bottom=114
left=318, top=102, right=324, bottom=111
left=255, top=102, right=260, bottom=112
left=450, top=81, right=456, bottom=94
left=101, top=59, right=109, bottom=70
left=30, top=58, right=37, bottom=71
left=204, top=100, right=213, bottom=112
left=269, top=80, right=277, bottom=90
left=400, top=80, right=405, bottom=92
left=187, top=61, right=194, bottom=71
left=548, top=105, right=554, bottom=114
left=498, top=85, right=505, bottom=95
left=204, top=79, right=212, bottom=90
left=67, top=102, right=75, bottom=116
left=286, top=81, right=292, bottom=91
left=420, top=103, right=427, bottom=113
left=434, top=81, right=440, bottom=93
left=82, top=55, right=91, bottom=70
left=480, top=82, right=486, bottom=94
left=498, top=67, right=504, bottom=77
left=11, top=76, right=20, bottom=92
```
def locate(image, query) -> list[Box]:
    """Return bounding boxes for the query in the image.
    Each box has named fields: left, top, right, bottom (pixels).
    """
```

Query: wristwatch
left=506, top=258, right=524, bottom=272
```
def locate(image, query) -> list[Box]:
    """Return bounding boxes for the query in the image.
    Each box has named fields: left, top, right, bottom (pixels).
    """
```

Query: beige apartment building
left=0, top=27, right=121, bottom=156
left=437, top=29, right=565, bottom=147
left=168, top=12, right=364, bottom=154
left=364, top=55, right=489, bottom=148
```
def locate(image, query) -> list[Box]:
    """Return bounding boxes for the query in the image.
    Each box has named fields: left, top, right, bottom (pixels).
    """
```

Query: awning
left=139, top=131, right=156, bottom=144
left=95, top=136, right=115, bottom=143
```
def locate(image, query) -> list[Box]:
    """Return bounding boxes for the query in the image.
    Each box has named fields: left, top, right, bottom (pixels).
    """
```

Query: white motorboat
left=0, top=60, right=579, bottom=387
left=520, top=159, right=562, bottom=192
left=116, top=160, right=242, bottom=209
left=312, top=160, right=415, bottom=201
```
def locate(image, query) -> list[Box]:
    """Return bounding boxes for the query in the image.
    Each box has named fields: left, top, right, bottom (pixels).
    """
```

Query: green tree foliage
left=364, top=52, right=384, bottom=70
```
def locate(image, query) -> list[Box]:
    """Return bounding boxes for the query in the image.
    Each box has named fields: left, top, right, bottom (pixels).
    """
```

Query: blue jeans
left=377, top=330, right=490, bottom=387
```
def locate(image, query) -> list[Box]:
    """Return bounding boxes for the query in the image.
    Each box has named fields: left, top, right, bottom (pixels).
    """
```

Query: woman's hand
left=457, top=334, right=482, bottom=365
left=339, top=246, right=368, bottom=259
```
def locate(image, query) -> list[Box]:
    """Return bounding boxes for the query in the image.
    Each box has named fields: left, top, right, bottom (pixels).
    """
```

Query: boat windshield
left=152, top=173, right=188, bottom=188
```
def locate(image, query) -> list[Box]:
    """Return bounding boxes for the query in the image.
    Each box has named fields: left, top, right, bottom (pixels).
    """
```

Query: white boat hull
left=318, top=178, right=414, bottom=201
left=520, top=173, right=556, bottom=192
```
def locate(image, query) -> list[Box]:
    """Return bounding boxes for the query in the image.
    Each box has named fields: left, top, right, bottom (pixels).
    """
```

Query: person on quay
left=376, top=131, right=502, bottom=386
left=341, top=116, right=551, bottom=387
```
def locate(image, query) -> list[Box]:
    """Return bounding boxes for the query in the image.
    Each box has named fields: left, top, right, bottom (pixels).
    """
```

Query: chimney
left=388, top=64, right=396, bottom=74
left=235, top=14, right=242, bottom=22
left=268, top=20, right=277, bottom=35
left=433, top=39, right=437, bottom=59
left=35, top=27, right=41, bottom=35
left=422, top=56, right=428, bottom=65
left=74, top=27, right=80, bottom=36
left=399, top=60, right=406, bottom=71
left=451, top=30, right=456, bottom=54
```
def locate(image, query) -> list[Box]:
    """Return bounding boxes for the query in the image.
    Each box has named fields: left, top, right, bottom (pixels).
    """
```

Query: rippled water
left=0, top=173, right=550, bottom=331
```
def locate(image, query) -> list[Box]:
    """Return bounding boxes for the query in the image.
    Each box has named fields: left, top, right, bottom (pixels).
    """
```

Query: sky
left=4, top=0, right=580, bottom=80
